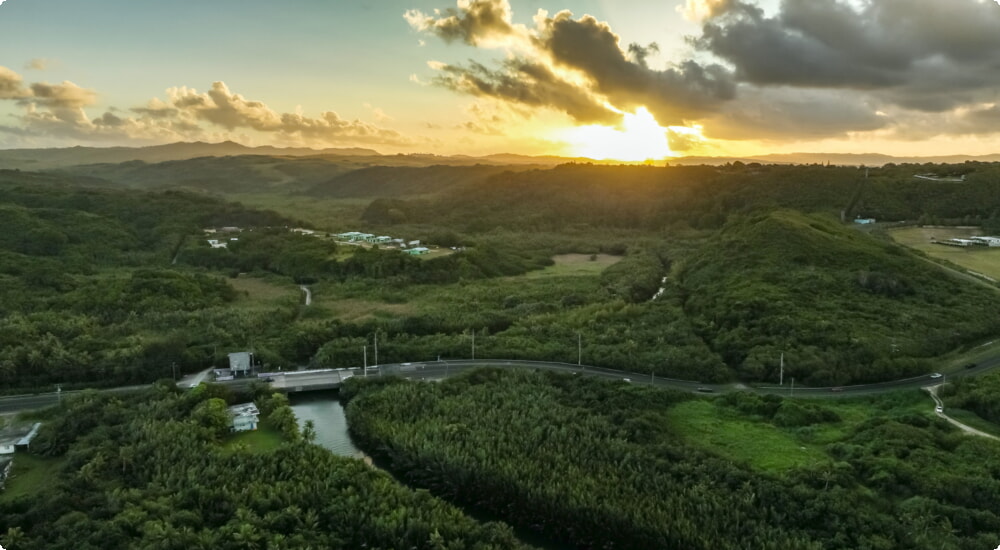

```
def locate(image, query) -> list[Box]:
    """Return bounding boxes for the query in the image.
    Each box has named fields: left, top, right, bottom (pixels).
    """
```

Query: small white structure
left=408, top=240, right=421, bottom=246
left=971, top=236, right=1000, bottom=247
left=228, top=403, right=260, bottom=432
left=228, top=352, right=252, bottom=377
left=854, top=218, right=876, bottom=225
left=207, top=239, right=228, bottom=249
left=406, top=247, right=430, bottom=255
left=15, top=423, right=41, bottom=451
left=938, top=238, right=978, bottom=247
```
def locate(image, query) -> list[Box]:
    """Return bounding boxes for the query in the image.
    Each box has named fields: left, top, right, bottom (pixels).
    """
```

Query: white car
left=935, top=405, right=944, bottom=413
left=930, top=373, right=943, bottom=379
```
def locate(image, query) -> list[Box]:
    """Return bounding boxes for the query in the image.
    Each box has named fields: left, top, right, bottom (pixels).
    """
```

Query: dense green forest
left=6, top=159, right=1000, bottom=391
left=0, top=383, right=526, bottom=549
left=674, top=210, right=1000, bottom=385
left=344, top=369, right=1000, bottom=550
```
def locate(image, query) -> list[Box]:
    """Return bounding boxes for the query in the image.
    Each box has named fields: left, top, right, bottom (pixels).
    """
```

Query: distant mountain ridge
left=0, top=141, right=381, bottom=170
left=2, top=140, right=999, bottom=171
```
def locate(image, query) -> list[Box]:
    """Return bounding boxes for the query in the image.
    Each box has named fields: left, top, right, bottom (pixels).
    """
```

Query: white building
left=228, top=403, right=260, bottom=432
left=971, top=236, right=1000, bottom=247
left=228, top=352, right=252, bottom=377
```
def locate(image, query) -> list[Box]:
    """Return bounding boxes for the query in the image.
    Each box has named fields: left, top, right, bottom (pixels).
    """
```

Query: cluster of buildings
left=204, top=226, right=243, bottom=249
left=934, top=236, right=1000, bottom=248
left=202, top=226, right=433, bottom=255
left=334, top=231, right=430, bottom=255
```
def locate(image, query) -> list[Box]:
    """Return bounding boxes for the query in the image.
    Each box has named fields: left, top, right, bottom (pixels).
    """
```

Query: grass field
left=228, top=275, right=301, bottom=308
left=890, top=226, right=1000, bottom=280
left=0, top=454, right=64, bottom=503
left=519, top=254, right=622, bottom=279
left=314, top=297, right=417, bottom=322
left=666, top=400, right=831, bottom=471
left=221, top=423, right=285, bottom=453
left=666, top=391, right=933, bottom=472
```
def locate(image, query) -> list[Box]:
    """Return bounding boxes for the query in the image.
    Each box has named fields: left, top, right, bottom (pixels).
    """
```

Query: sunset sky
left=2, top=0, right=1000, bottom=160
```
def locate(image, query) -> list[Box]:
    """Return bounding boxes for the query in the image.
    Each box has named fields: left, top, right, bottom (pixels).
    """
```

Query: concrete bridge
left=261, top=369, right=358, bottom=393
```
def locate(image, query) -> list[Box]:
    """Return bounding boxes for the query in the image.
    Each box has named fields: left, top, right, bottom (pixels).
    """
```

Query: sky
left=2, top=0, right=1000, bottom=160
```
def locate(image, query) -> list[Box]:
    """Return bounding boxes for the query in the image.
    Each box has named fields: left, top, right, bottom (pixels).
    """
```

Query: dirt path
left=926, top=385, right=1000, bottom=440
left=300, top=285, right=312, bottom=306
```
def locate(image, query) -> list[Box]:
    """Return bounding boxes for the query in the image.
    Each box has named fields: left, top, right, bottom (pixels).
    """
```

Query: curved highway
left=2, top=355, right=998, bottom=414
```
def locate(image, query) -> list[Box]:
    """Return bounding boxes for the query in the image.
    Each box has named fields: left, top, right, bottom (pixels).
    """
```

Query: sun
left=562, top=107, right=675, bottom=161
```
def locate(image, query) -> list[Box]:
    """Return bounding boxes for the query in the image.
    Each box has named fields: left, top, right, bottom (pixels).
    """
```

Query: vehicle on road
left=696, top=387, right=714, bottom=393
left=831, top=387, right=844, bottom=392
left=622, top=378, right=631, bottom=383
left=935, top=405, right=944, bottom=413
left=930, top=373, right=943, bottom=379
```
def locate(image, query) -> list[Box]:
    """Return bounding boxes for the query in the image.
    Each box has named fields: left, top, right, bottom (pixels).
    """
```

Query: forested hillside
left=676, top=210, right=1000, bottom=384
left=0, top=170, right=297, bottom=391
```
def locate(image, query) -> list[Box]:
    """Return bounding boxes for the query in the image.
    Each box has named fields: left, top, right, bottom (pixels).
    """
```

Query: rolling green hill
left=677, top=210, right=1000, bottom=384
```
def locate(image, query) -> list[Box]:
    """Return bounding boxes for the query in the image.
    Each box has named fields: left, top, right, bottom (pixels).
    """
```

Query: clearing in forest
left=890, top=226, right=1000, bottom=280
left=520, top=253, right=622, bottom=279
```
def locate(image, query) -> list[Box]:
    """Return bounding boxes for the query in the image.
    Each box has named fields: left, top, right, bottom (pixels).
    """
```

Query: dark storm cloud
left=408, top=1, right=736, bottom=127
left=431, top=58, right=620, bottom=124
left=537, top=11, right=735, bottom=123
left=701, top=86, right=890, bottom=141
left=692, top=0, right=1000, bottom=111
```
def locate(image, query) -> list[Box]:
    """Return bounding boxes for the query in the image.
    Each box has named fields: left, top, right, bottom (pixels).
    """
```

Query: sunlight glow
left=562, top=107, right=673, bottom=161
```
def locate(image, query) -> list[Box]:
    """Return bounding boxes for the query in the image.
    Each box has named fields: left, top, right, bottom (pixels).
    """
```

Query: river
left=288, top=390, right=362, bottom=458
left=288, top=389, right=573, bottom=550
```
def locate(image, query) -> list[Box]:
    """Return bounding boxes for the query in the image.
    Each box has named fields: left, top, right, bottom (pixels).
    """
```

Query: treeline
left=353, top=162, right=1000, bottom=234
left=344, top=369, right=1000, bottom=550
left=0, top=383, right=527, bottom=549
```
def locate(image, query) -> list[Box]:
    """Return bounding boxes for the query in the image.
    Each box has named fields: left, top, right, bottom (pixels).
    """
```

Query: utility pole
left=472, top=330, right=476, bottom=360
left=172, top=362, right=177, bottom=381
left=363, top=345, right=367, bottom=377
left=374, top=332, right=379, bottom=367
left=791, top=377, right=795, bottom=398
left=779, top=353, right=784, bottom=386
left=56, top=384, right=62, bottom=405
left=577, top=332, right=582, bottom=366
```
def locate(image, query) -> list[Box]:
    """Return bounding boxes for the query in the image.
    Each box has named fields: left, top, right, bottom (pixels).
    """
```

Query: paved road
left=2, top=355, right=998, bottom=414
left=375, top=359, right=952, bottom=398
